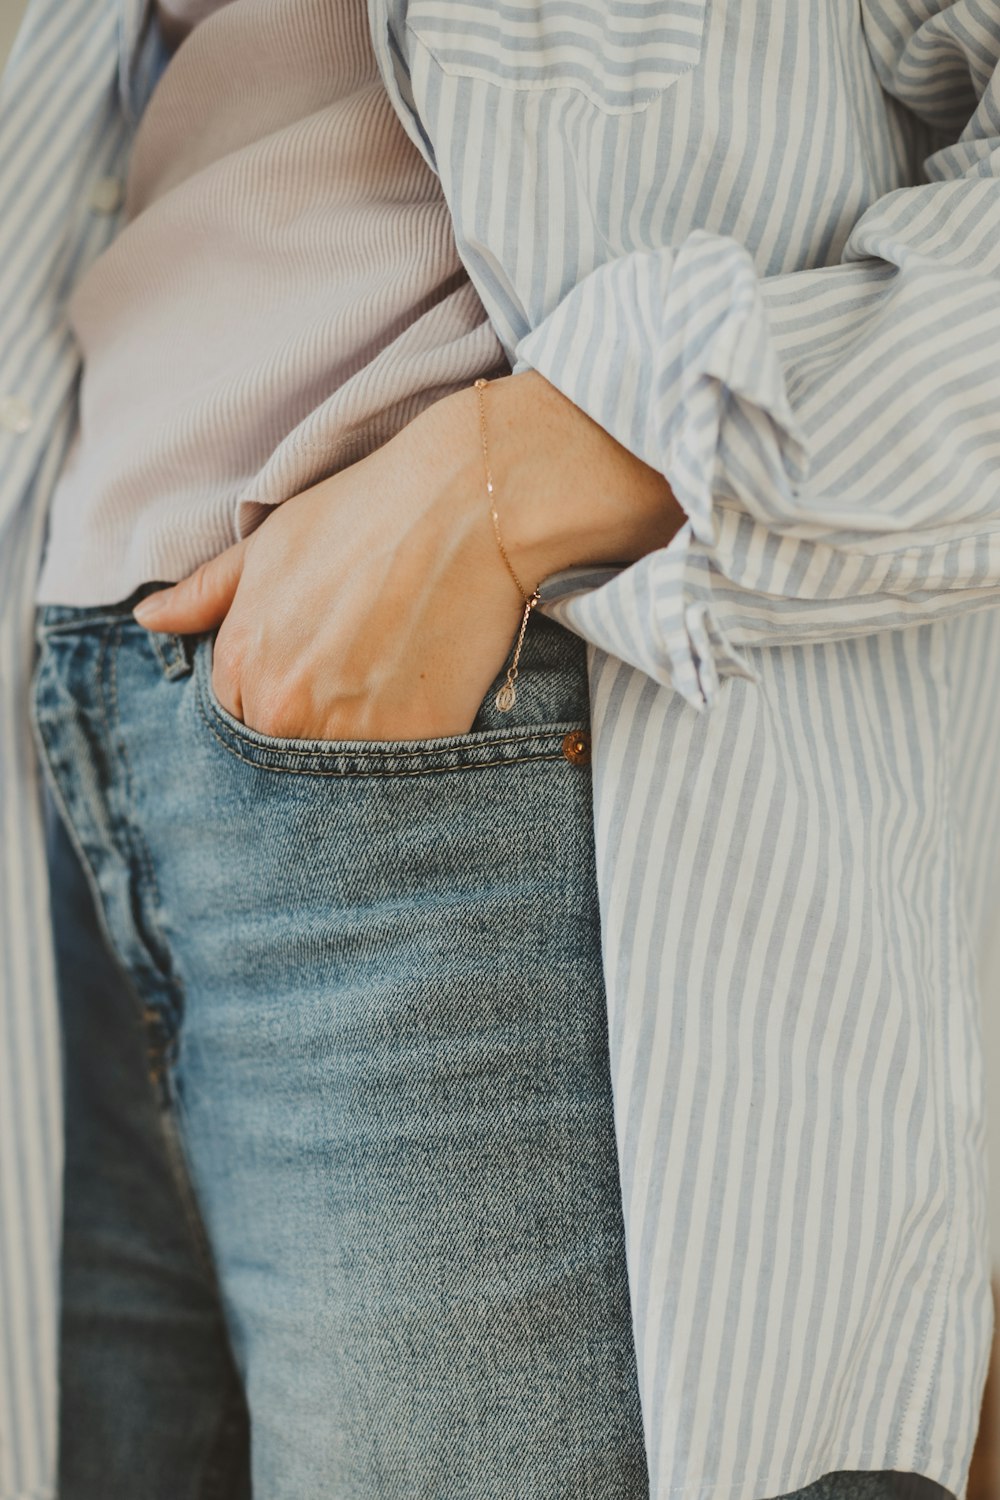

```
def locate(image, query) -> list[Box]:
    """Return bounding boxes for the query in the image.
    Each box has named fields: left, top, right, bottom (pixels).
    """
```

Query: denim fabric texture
left=31, top=588, right=930, bottom=1500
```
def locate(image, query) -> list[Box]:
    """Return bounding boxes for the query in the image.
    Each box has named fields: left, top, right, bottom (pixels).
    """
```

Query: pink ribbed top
left=36, top=0, right=501, bottom=605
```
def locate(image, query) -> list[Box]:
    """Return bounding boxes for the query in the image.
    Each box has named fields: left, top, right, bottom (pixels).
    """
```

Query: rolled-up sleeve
left=513, top=0, right=1000, bottom=711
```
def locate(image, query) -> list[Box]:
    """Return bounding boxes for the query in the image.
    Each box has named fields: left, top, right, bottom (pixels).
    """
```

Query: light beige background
left=2, top=0, right=1000, bottom=1264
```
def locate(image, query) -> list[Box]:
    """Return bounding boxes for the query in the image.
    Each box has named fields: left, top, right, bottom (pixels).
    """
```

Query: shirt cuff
left=513, top=231, right=809, bottom=708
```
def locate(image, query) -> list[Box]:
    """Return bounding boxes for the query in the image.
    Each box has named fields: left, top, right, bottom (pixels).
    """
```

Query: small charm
left=492, top=592, right=538, bottom=715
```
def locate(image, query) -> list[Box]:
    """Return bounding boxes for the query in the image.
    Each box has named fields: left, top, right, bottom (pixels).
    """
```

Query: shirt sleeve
left=512, top=0, right=1000, bottom=711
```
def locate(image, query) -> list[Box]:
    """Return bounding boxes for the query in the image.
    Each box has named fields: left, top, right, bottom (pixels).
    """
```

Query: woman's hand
left=132, top=370, right=684, bottom=742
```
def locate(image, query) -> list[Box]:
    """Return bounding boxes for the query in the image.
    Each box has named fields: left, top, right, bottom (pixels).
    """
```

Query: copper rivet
left=562, top=730, right=591, bottom=766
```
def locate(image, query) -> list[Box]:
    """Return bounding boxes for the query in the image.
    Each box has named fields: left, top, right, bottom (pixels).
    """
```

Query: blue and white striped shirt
left=3, top=1, right=1000, bottom=1495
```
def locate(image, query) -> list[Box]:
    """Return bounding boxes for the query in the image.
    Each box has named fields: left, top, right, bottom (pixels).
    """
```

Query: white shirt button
left=0, top=395, right=33, bottom=434
left=87, top=176, right=124, bottom=214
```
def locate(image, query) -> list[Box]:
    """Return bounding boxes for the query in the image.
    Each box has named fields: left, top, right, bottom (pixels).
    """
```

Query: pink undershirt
left=36, top=0, right=501, bottom=605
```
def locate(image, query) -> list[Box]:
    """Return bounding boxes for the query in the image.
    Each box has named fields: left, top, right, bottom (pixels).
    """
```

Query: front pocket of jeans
left=192, top=631, right=586, bottom=778
left=405, top=0, right=707, bottom=113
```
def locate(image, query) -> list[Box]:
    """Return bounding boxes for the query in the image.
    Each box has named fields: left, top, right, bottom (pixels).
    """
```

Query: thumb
left=132, top=540, right=249, bottom=633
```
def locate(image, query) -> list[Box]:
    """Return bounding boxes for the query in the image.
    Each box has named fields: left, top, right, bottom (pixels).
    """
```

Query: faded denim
left=31, top=587, right=926, bottom=1500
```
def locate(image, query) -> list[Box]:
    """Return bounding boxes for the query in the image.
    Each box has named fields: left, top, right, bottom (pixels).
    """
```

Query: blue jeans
left=30, top=589, right=928, bottom=1500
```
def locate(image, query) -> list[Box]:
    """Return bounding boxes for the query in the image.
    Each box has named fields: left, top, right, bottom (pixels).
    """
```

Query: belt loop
left=149, top=629, right=195, bottom=680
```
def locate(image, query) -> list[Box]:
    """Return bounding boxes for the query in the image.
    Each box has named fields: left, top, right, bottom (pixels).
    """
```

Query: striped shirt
left=2, top=0, right=1000, bottom=1496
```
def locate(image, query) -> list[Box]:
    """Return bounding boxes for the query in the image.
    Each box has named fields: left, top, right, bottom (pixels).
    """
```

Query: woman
left=1, top=0, right=998, bottom=1495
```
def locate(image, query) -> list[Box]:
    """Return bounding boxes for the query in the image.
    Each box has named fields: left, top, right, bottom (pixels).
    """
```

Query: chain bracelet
left=474, top=376, right=539, bottom=713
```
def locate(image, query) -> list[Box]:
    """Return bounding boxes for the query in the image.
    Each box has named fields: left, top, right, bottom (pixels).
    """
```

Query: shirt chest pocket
left=404, top=0, right=708, bottom=114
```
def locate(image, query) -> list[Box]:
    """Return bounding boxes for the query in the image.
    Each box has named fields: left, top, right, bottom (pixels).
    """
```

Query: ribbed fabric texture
left=34, top=0, right=503, bottom=605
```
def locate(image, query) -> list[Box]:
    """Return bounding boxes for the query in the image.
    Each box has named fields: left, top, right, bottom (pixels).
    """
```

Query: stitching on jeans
left=195, top=641, right=579, bottom=761
left=103, top=627, right=224, bottom=1285
left=38, top=611, right=137, bottom=634
left=107, top=621, right=166, bottom=919
left=154, top=1078, right=232, bottom=1309
left=40, top=627, right=232, bottom=1296
left=195, top=686, right=569, bottom=778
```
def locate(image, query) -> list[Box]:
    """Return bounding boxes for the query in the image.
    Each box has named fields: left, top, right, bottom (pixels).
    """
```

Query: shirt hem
left=651, top=1455, right=957, bottom=1500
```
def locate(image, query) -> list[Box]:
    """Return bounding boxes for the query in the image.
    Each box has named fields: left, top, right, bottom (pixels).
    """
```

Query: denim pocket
left=192, top=628, right=590, bottom=779
left=405, top=0, right=707, bottom=114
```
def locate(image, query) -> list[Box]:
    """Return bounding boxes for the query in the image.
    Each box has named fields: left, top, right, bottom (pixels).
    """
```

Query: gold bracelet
left=474, top=376, right=540, bottom=713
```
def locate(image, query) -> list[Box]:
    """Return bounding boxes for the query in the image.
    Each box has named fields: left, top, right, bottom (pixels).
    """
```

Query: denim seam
left=36, top=612, right=138, bottom=635
left=200, top=706, right=570, bottom=777
left=197, top=664, right=581, bottom=761
left=104, top=622, right=168, bottom=934
left=154, top=1074, right=234, bottom=1308
left=101, top=623, right=195, bottom=1091
left=31, top=649, right=225, bottom=1297
left=30, top=651, right=146, bottom=1054
left=196, top=678, right=578, bottom=777
left=101, top=629, right=228, bottom=1290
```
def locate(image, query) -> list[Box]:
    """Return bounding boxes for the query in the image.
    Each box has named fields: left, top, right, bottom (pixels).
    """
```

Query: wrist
left=413, top=369, right=685, bottom=603
left=483, top=369, right=685, bottom=588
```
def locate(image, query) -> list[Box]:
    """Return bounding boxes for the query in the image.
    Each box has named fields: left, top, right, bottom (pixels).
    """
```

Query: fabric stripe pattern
left=0, top=6, right=134, bottom=1495
left=3, top=0, right=1000, bottom=1496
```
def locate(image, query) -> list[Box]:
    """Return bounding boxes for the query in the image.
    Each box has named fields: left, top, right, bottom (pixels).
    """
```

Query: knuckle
left=210, top=638, right=243, bottom=714
left=213, top=613, right=250, bottom=670
left=212, top=634, right=240, bottom=683
left=248, top=682, right=298, bottom=740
